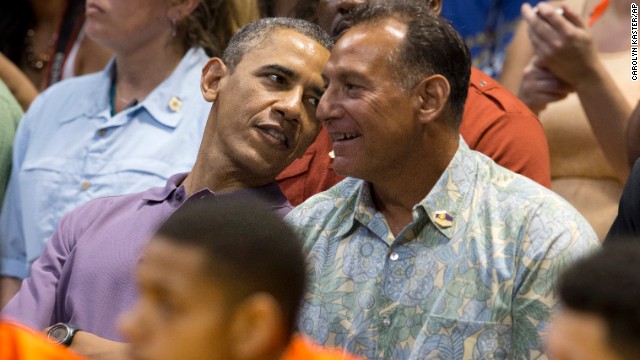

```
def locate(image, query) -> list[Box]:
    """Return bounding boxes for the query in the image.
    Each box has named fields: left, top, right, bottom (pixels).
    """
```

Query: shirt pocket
left=410, top=315, right=511, bottom=360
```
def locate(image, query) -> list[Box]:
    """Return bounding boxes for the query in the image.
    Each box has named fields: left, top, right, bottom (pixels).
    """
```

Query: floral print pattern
left=287, top=140, right=599, bottom=360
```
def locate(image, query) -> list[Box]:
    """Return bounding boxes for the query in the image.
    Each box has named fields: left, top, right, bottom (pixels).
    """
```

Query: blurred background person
left=0, top=81, right=22, bottom=210
left=0, top=0, right=259, bottom=305
left=441, top=0, right=543, bottom=79
left=0, top=0, right=113, bottom=110
left=515, top=0, right=638, bottom=239
left=548, top=241, right=640, bottom=360
left=120, top=197, right=361, bottom=360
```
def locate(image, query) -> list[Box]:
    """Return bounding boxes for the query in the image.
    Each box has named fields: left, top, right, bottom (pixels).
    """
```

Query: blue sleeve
left=0, top=94, right=40, bottom=278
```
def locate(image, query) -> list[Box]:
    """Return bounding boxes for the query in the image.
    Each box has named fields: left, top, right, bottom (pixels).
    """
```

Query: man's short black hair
left=155, top=196, right=305, bottom=337
left=349, top=1, right=471, bottom=127
left=559, top=240, right=640, bottom=359
left=222, top=17, right=334, bottom=71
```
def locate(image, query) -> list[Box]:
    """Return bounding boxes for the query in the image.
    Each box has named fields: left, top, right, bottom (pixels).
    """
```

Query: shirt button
left=98, top=129, right=107, bottom=137
left=389, top=252, right=399, bottom=261
left=479, top=80, right=488, bottom=87
left=382, top=316, right=392, bottom=327
left=175, top=193, right=183, bottom=202
left=81, top=181, right=90, bottom=190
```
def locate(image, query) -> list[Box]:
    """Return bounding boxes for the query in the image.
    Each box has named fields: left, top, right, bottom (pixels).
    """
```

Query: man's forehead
left=334, top=19, right=407, bottom=56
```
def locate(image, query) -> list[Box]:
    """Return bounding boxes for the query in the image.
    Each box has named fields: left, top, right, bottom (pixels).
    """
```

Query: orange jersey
left=283, top=335, right=362, bottom=360
left=0, top=321, right=85, bottom=360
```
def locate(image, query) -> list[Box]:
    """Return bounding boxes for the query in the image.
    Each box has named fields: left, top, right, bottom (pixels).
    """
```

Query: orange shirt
left=0, top=321, right=85, bottom=360
left=283, top=335, right=362, bottom=360
left=277, top=67, right=551, bottom=206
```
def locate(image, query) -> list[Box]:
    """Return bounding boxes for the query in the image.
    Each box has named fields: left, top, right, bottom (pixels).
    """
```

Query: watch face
left=47, top=324, right=69, bottom=344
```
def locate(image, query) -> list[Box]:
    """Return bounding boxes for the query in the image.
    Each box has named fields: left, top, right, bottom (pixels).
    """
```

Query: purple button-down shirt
left=1, top=173, right=292, bottom=340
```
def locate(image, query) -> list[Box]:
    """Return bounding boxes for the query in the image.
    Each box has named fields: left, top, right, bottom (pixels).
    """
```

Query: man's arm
left=1, top=212, right=76, bottom=329
left=62, top=330, right=130, bottom=360
left=512, top=202, right=599, bottom=358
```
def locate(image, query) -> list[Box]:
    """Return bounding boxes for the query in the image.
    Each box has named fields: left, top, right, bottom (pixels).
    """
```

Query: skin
left=118, top=239, right=236, bottom=360
left=318, top=19, right=455, bottom=235
left=548, top=308, right=625, bottom=360
left=183, top=28, right=329, bottom=194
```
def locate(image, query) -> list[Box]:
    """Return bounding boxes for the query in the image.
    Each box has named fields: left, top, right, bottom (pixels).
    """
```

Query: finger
left=527, top=28, right=555, bottom=61
left=535, top=2, right=580, bottom=35
left=560, top=4, right=585, bottom=28
left=525, top=5, right=562, bottom=45
left=523, top=66, right=573, bottom=93
left=521, top=3, right=538, bottom=22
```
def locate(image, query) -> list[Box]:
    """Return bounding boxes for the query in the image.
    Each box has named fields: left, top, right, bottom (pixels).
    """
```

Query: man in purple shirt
left=1, top=17, right=332, bottom=357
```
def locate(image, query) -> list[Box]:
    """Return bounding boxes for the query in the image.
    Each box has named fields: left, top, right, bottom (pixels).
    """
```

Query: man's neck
left=371, top=134, right=458, bottom=236
left=182, top=152, right=277, bottom=197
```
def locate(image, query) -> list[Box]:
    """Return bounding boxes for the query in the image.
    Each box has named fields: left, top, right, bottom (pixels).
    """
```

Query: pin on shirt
left=168, top=96, right=183, bottom=112
left=433, top=211, right=454, bottom=228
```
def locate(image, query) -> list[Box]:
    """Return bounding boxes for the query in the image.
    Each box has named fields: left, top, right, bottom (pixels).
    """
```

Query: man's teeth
left=265, top=128, right=286, bottom=143
left=331, top=133, right=360, bottom=141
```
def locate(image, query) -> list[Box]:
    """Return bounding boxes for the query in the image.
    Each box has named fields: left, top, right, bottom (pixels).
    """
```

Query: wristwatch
left=47, top=323, right=80, bottom=346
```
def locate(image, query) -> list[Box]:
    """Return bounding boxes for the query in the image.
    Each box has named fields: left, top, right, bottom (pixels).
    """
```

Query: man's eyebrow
left=258, top=64, right=296, bottom=79
left=261, top=64, right=324, bottom=98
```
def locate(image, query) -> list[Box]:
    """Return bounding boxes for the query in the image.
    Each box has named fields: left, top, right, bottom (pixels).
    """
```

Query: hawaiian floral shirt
left=286, top=140, right=599, bottom=360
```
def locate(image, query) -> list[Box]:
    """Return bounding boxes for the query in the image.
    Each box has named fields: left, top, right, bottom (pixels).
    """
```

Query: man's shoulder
left=474, top=151, right=562, bottom=205
left=61, top=186, right=159, bottom=232
left=286, top=177, right=362, bottom=227
left=472, top=151, right=596, bottom=237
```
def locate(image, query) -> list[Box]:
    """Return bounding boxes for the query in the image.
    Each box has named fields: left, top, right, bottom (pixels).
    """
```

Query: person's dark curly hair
left=559, top=240, right=640, bottom=359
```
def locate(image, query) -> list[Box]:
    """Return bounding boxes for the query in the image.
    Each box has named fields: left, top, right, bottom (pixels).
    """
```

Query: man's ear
left=229, top=293, right=288, bottom=359
left=413, top=74, right=450, bottom=125
left=430, top=0, right=443, bottom=15
left=167, top=0, right=201, bottom=23
left=201, top=58, right=228, bottom=103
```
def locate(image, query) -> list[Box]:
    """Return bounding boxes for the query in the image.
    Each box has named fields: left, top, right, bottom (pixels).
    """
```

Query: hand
left=518, top=61, right=573, bottom=114
left=521, top=2, right=599, bottom=88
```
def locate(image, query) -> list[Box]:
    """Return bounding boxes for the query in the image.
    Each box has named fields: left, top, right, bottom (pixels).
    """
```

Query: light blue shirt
left=0, top=48, right=210, bottom=278
left=286, top=140, right=599, bottom=359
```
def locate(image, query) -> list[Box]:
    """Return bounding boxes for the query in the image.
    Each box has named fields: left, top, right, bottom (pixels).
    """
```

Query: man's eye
left=268, top=74, right=287, bottom=84
left=307, top=97, right=320, bottom=107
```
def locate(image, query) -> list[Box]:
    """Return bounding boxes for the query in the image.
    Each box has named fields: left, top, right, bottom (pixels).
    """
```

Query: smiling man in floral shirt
left=286, top=2, right=599, bottom=359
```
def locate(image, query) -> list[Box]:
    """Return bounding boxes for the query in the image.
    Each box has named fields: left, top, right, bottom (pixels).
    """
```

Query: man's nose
left=317, top=85, right=343, bottom=123
left=274, top=88, right=304, bottom=122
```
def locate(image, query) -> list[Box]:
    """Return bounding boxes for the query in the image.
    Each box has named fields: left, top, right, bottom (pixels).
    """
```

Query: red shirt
left=277, top=67, right=551, bottom=206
